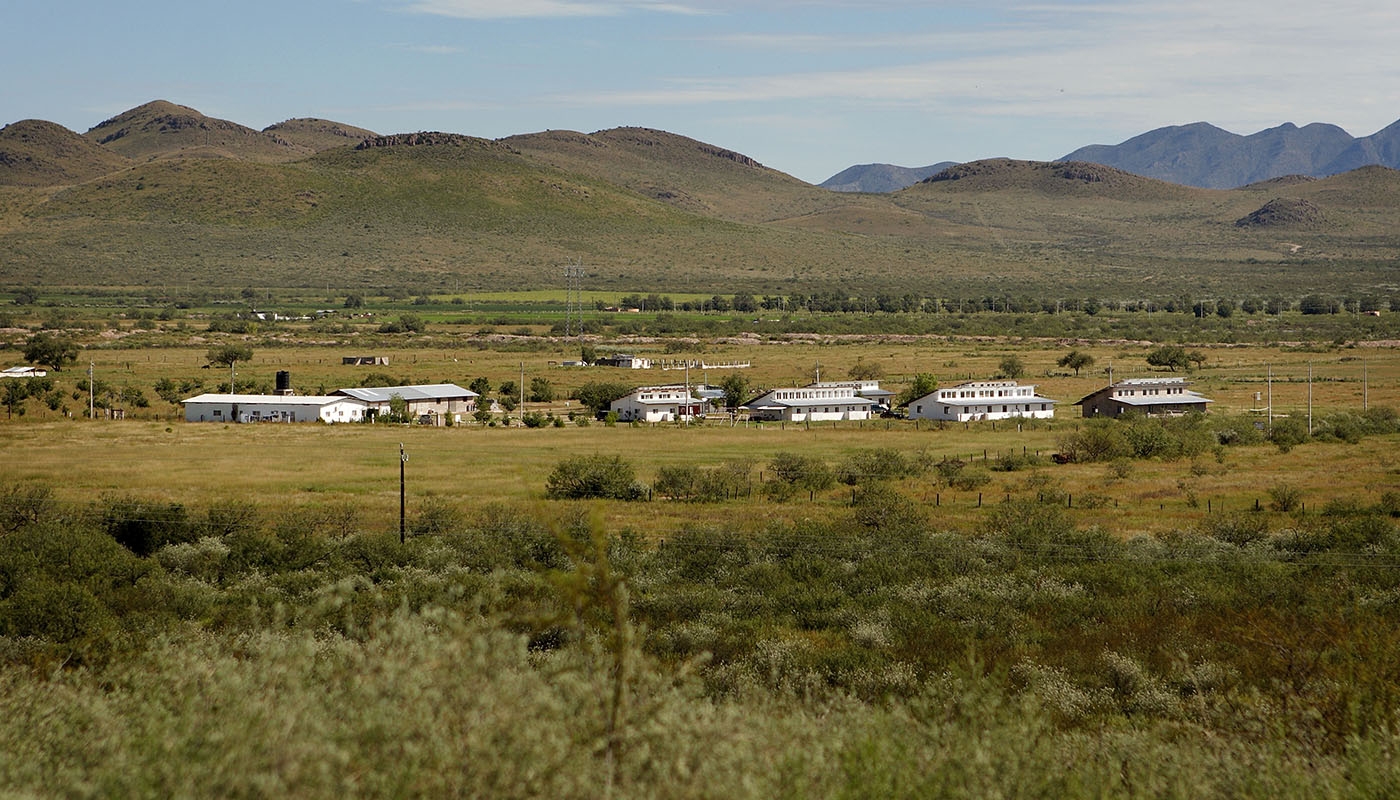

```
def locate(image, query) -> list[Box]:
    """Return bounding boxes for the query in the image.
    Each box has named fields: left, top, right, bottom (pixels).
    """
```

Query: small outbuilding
left=1076, top=377, right=1211, bottom=418
left=182, top=393, right=368, bottom=424
left=1, top=366, right=47, bottom=379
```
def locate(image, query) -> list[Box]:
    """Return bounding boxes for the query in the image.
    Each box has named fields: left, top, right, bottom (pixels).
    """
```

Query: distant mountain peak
left=1062, top=118, right=1400, bottom=188
left=819, top=162, right=957, bottom=193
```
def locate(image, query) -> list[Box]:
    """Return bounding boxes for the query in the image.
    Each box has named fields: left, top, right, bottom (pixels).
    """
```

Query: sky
left=3, top=0, right=1399, bottom=184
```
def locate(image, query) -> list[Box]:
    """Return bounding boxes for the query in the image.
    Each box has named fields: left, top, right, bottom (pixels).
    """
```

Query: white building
left=807, top=380, right=895, bottom=412
left=610, top=385, right=708, bottom=423
left=907, top=380, right=1056, bottom=422
left=332, top=384, right=478, bottom=423
left=1, top=366, right=47, bottom=379
left=1076, top=378, right=1211, bottom=418
left=183, top=393, right=368, bottom=424
left=741, top=385, right=876, bottom=422
left=598, top=353, right=653, bottom=369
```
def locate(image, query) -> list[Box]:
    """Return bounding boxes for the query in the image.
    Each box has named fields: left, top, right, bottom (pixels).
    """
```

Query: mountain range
left=2, top=100, right=1399, bottom=300
left=823, top=119, right=1400, bottom=193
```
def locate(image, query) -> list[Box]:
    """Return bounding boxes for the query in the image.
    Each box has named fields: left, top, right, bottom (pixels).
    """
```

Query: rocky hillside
left=0, top=120, right=132, bottom=186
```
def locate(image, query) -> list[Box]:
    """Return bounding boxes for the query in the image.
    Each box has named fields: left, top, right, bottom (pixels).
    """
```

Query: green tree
left=847, top=358, right=883, bottom=381
left=386, top=393, right=410, bottom=423
left=575, top=381, right=633, bottom=414
left=2, top=380, right=29, bottom=419
left=206, top=344, right=253, bottom=369
left=529, top=376, right=554, bottom=403
left=719, top=373, right=749, bottom=410
left=897, top=373, right=939, bottom=407
left=1145, top=345, right=1189, bottom=372
left=580, top=343, right=598, bottom=365
left=498, top=379, right=519, bottom=406
left=23, top=332, right=79, bottom=372
left=154, top=377, right=181, bottom=405
left=998, top=355, right=1026, bottom=379
left=469, top=377, right=491, bottom=397
left=343, top=293, right=364, bottom=309
left=1057, top=350, right=1095, bottom=377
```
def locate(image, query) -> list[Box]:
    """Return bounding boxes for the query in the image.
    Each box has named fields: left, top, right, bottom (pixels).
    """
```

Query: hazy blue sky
left=4, top=0, right=1398, bottom=183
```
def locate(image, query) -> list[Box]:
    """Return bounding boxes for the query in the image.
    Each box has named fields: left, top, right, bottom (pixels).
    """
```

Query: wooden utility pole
left=399, top=443, right=408, bottom=543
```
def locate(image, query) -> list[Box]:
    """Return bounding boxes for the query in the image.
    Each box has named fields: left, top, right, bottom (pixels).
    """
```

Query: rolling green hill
left=1, top=101, right=1398, bottom=299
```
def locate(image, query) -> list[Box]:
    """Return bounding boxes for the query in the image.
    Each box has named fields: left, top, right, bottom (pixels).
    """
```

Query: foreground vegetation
left=4, top=281, right=1400, bottom=795
left=4, top=467, right=1400, bottom=797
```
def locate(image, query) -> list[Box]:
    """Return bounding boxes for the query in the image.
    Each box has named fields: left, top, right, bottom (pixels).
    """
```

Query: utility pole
left=1267, top=364, right=1273, bottom=431
left=1308, top=361, right=1314, bottom=435
left=399, top=443, right=408, bottom=544
left=1363, top=358, right=1369, bottom=411
left=519, top=361, right=525, bottom=425
left=88, top=361, right=94, bottom=420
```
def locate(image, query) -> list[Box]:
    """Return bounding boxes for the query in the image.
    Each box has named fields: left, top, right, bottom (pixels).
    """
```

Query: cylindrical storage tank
left=276, top=371, right=292, bottom=395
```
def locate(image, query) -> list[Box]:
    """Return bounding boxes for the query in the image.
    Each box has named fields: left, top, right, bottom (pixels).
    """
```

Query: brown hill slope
left=83, top=100, right=303, bottom=163
left=501, top=127, right=860, bottom=224
left=262, top=118, right=378, bottom=152
left=917, top=159, right=1204, bottom=201
left=0, top=120, right=133, bottom=187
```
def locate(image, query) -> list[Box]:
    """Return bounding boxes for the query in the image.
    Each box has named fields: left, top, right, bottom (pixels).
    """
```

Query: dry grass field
left=5, top=336, right=1396, bottom=538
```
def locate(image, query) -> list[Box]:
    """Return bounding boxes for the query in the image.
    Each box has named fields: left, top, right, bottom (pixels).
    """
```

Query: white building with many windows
left=182, top=394, right=368, bottom=424
left=906, top=380, right=1056, bottom=422
left=610, top=385, right=709, bottom=423
left=741, top=385, right=876, bottom=422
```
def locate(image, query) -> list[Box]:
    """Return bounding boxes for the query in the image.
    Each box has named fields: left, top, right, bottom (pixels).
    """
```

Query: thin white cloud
left=560, top=0, right=1400, bottom=137
left=403, top=0, right=705, bottom=19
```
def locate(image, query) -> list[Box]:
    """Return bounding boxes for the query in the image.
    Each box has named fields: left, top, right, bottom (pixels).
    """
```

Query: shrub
left=1268, top=417, right=1310, bottom=452
left=0, top=483, right=53, bottom=533
left=767, top=452, right=834, bottom=494
left=1057, top=420, right=1129, bottom=463
left=98, top=495, right=196, bottom=557
left=1268, top=484, right=1302, bottom=513
left=545, top=455, right=646, bottom=501
left=836, top=448, right=910, bottom=485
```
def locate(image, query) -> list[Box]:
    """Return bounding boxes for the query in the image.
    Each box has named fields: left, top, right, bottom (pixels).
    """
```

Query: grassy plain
left=5, top=328, right=1397, bottom=539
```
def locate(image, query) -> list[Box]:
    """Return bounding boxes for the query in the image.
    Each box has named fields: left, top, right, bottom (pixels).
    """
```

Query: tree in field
left=529, top=377, right=554, bottom=403
left=579, top=343, right=597, bottom=366
left=897, top=373, right=938, bottom=407
left=1057, top=350, right=1095, bottom=377
left=1145, top=345, right=1190, bottom=372
left=206, top=344, right=253, bottom=392
left=23, top=332, right=78, bottom=372
left=2, top=380, right=28, bottom=419
left=847, top=358, right=883, bottom=381
left=469, top=377, right=491, bottom=397
left=998, top=356, right=1026, bottom=380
